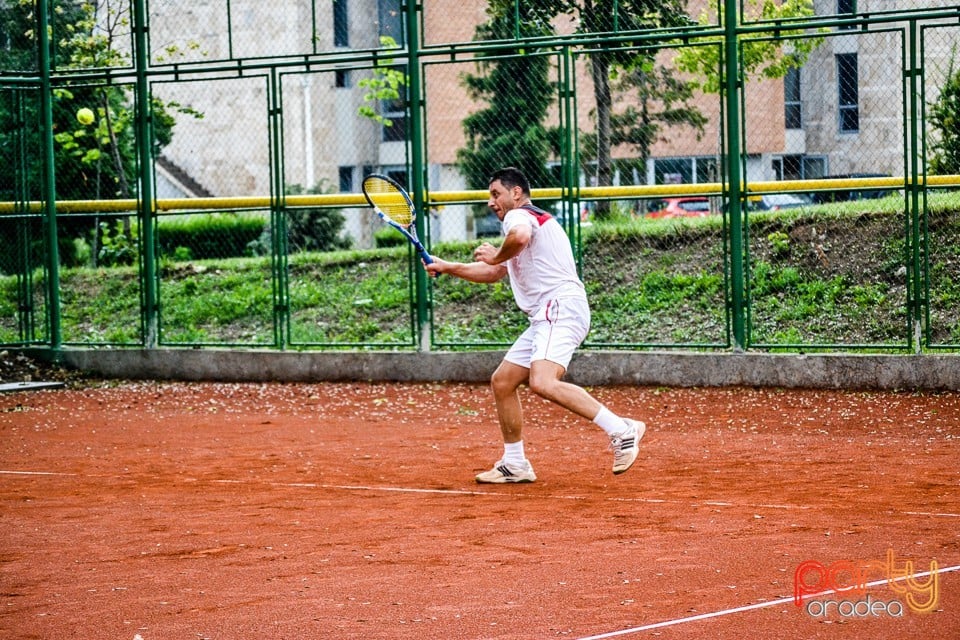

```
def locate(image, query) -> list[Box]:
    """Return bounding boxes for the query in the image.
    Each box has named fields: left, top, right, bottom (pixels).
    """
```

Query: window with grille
left=837, top=53, right=859, bottom=133
left=378, top=0, right=405, bottom=46
left=333, top=0, right=349, bottom=47
left=785, top=67, right=802, bottom=129
left=338, top=166, right=353, bottom=193
left=380, top=66, right=407, bottom=143
left=837, top=0, right=855, bottom=30
left=773, top=155, right=827, bottom=180
left=653, top=157, right=718, bottom=185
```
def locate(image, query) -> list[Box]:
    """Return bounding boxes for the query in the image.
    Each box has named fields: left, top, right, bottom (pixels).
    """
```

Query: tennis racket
left=362, top=173, right=434, bottom=266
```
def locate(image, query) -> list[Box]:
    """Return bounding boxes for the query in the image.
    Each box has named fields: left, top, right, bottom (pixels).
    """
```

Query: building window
left=381, top=101, right=407, bottom=142
left=372, top=1, right=407, bottom=143
left=837, top=0, right=855, bottom=12
left=333, top=0, right=349, bottom=47
left=695, top=157, right=719, bottom=184
left=784, top=67, right=802, bottom=129
left=655, top=158, right=691, bottom=185
left=837, top=53, right=859, bottom=133
left=338, top=166, right=353, bottom=193
left=803, top=156, right=827, bottom=180
left=653, top=157, right=717, bottom=185
left=380, top=66, right=407, bottom=142
left=378, top=0, right=404, bottom=46
left=385, top=168, right=407, bottom=188
left=335, top=69, right=350, bottom=88
left=837, top=0, right=855, bottom=29
left=773, top=155, right=827, bottom=181
left=362, top=166, right=406, bottom=187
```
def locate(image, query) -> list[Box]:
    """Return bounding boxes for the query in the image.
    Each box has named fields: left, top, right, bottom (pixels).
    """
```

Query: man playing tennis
left=424, top=167, right=646, bottom=483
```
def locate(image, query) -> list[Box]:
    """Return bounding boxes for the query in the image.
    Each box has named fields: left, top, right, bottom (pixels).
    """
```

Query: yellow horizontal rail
left=1, top=175, right=958, bottom=215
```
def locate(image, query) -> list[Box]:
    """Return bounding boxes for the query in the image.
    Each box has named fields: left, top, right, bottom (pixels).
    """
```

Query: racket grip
left=419, top=251, right=440, bottom=277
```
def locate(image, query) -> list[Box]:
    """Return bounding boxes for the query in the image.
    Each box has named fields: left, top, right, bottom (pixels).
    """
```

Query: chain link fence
left=1, top=1, right=958, bottom=352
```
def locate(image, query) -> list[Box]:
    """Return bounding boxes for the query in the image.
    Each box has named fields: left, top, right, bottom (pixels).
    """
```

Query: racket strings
left=365, top=177, right=414, bottom=226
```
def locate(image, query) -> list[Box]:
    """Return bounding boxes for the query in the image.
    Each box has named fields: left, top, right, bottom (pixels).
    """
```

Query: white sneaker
left=611, top=419, right=645, bottom=475
left=475, top=459, right=537, bottom=484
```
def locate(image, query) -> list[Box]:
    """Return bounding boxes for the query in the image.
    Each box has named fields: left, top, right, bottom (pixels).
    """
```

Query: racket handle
left=419, top=252, right=440, bottom=278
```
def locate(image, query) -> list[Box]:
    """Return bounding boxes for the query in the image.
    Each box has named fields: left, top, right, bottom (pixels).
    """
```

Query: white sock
left=593, top=406, right=630, bottom=436
left=503, top=440, right=526, bottom=465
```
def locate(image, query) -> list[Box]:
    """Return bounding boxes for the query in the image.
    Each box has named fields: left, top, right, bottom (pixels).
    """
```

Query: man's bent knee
left=528, top=362, right=565, bottom=399
left=491, top=361, right=528, bottom=396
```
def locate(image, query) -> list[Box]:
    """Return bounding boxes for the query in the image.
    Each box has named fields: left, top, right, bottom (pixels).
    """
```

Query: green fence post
left=907, top=20, right=923, bottom=353
left=404, top=0, right=431, bottom=350
left=36, top=0, right=61, bottom=351
left=723, top=0, right=746, bottom=351
left=269, top=68, right=289, bottom=348
left=133, top=0, right=158, bottom=347
left=12, top=91, right=36, bottom=342
left=16, top=210, right=35, bottom=341
left=560, top=47, right=578, bottom=254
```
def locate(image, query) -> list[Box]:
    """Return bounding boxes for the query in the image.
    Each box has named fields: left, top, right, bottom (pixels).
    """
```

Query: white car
left=751, top=193, right=811, bottom=211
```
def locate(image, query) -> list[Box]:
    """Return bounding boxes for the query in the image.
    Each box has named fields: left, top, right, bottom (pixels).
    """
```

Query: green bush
left=374, top=226, right=408, bottom=248
left=157, top=213, right=266, bottom=260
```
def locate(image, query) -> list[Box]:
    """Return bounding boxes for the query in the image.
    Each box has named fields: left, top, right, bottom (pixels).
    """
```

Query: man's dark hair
left=490, top=167, right=531, bottom=195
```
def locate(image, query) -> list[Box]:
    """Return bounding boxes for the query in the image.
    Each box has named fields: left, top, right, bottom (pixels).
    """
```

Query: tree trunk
left=591, top=52, right=612, bottom=218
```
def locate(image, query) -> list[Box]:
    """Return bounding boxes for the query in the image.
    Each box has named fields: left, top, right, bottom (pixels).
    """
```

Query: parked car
left=475, top=212, right=501, bottom=237
left=748, top=193, right=811, bottom=211
left=551, top=201, right=592, bottom=226
left=645, top=197, right=711, bottom=219
left=808, top=173, right=896, bottom=204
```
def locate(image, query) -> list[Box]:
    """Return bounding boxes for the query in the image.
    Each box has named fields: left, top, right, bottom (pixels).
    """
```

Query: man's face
left=488, top=179, right=522, bottom=220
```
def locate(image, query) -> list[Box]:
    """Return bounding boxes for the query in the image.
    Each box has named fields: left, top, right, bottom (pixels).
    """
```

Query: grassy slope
left=2, top=195, right=959, bottom=349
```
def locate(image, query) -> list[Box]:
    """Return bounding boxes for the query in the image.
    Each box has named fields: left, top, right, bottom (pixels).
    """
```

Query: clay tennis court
left=2, top=380, right=958, bottom=639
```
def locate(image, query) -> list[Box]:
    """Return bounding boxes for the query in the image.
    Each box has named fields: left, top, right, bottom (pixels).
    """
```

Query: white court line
left=216, top=479, right=816, bottom=510
left=575, top=564, right=960, bottom=640
left=212, top=478, right=496, bottom=497
left=212, top=479, right=589, bottom=500
left=231, top=480, right=960, bottom=520
left=0, top=470, right=75, bottom=476
left=6, top=472, right=960, bottom=518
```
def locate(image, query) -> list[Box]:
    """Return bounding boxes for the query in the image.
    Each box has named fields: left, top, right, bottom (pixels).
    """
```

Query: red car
left=645, top=197, right=712, bottom=219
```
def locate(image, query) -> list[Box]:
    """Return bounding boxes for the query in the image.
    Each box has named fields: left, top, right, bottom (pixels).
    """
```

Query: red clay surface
left=1, top=381, right=959, bottom=639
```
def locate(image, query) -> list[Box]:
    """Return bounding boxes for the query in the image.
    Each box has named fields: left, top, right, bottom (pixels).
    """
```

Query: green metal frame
left=723, top=0, right=747, bottom=350
left=36, top=0, right=61, bottom=351
left=1, top=1, right=958, bottom=354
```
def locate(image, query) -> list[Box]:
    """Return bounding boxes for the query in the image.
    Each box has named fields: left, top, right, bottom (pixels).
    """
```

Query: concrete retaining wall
left=24, top=348, right=960, bottom=390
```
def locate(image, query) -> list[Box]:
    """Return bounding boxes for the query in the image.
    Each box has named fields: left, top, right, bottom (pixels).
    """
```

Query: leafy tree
left=675, top=0, right=824, bottom=94
left=568, top=1, right=692, bottom=209
left=482, top=1, right=693, bottom=217
left=0, top=0, right=50, bottom=72
left=929, top=47, right=960, bottom=176
left=1, top=0, right=102, bottom=268
left=1, top=0, right=86, bottom=201
left=0, top=0, right=199, bottom=266
left=582, top=56, right=707, bottom=192
left=358, top=36, right=406, bottom=128
left=481, top=0, right=819, bottom=217
left=456, top=4, right=557, bottom=193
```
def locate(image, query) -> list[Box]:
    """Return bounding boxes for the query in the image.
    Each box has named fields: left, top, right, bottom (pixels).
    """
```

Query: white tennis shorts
left=504, top=296, right=591, bottom=370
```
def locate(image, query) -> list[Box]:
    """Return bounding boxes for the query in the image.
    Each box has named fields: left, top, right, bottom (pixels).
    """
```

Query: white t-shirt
left=501, top=206, right=586, bottom=316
